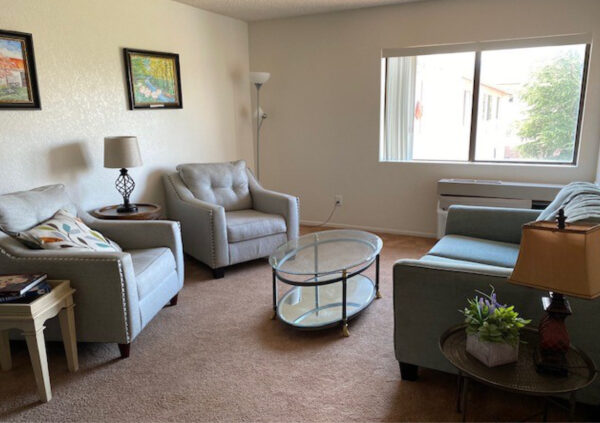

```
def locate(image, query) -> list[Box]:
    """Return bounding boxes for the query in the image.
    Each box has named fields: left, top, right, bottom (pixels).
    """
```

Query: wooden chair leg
left=212, top=268, right=225, bottom=279
left=169, top=294, right=179, bottom=306
left=399, top=362, right=419, bottom=381
left=118, top=343, right=131, bottom=359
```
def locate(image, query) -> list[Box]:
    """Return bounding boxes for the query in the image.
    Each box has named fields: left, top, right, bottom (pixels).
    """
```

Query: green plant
left=460, top=286, right=531, bottom=346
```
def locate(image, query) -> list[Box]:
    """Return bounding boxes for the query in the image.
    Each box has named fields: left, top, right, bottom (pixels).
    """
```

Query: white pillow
left=16, top=209, right=122, bottom=252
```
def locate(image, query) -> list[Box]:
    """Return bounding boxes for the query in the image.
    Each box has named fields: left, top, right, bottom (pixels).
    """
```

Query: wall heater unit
left=437, top=179, right=563, bottom=239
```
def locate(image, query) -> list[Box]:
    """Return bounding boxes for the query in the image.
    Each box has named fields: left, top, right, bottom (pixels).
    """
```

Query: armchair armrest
left=0, top=235, right=140, bottom=344
left=80, top=212, right=184, bottom=286
left=445, top=205, right=541, bottom=244
left=162, top=173, right=228, bottom=268
left=248, top=173, right=299, bottom=241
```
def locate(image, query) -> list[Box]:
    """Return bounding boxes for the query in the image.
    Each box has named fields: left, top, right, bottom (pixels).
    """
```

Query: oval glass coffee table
left=269, top=230, right=383, bottom=336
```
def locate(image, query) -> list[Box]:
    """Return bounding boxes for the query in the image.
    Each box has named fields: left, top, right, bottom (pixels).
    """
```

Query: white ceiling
left=173, top=0, right=430, bottom=22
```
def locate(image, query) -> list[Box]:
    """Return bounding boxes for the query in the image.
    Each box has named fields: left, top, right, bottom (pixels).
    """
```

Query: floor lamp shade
left=509, top=221, right=600, bottom=299
left=104, top=136, right=142, bottom=169
left=250, top=72, right=271, bottom=85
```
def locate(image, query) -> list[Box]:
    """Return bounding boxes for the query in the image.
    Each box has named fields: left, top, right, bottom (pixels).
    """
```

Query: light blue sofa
left=394, top=205, right=600, bottom=405
left=0, top=184, right=184, bottom=358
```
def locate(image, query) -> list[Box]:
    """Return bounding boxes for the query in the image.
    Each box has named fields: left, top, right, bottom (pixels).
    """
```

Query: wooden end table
left=92, top=203, right=162, bottom=220
left=440, top=324, right=596, bottom=422
left=0, top=280, right=78, bottom=402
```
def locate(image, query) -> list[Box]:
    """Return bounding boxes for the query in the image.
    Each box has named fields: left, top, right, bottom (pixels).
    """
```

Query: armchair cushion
left=130, top=247, right=177, bottom=300
left=225, top=209, right=286, bottom=243
left=428, top=235, right=520, bottom=269
left=177, top=161, right=252, bottom=211
left=0, top=184, right=76, bottom=234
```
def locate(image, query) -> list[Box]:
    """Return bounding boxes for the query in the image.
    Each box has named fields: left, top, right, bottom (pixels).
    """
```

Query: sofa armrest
left=445, top=205, right=541, bottom=244
left=251, top=187, right=299, bottom=240
left=0, top=235, right=140, bottom=343
left=162, top=173, right=228, bottom=268
left=393, top=258, right=540, bottom=374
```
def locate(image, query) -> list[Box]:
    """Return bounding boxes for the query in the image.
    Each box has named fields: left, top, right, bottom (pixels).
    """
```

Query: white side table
left=0, top=280, right=78, bottom=402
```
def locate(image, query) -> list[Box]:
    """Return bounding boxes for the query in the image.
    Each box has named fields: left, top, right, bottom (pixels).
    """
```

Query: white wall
left=0, top=0, right=253, bottom=209
left=249, top=0, right=600, bottom=237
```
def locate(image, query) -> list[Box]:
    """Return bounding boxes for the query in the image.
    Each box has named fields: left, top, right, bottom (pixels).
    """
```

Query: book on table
left=0, top=282, right=52, bottom=303
left=0, top=273, right=48, bottom=297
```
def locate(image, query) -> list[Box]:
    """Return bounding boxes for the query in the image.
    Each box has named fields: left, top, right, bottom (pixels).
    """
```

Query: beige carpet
left=0, top=229, right=594, bottom=422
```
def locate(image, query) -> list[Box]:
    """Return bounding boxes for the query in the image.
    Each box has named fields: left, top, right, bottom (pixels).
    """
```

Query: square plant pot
left=466, top=334, right=519, bottom=367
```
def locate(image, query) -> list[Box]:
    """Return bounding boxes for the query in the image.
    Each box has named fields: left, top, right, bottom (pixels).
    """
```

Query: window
left=381, top=37, right=590, bottom=164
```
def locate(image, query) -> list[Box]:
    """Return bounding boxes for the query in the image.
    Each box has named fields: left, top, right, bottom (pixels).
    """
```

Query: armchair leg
left=118, top=343, right=131, bottom=359
left=399, top=362, right=419, bottom=381
left=212, top=268, right=225, bottom=279
left=169, top=294, right=179, bottom=306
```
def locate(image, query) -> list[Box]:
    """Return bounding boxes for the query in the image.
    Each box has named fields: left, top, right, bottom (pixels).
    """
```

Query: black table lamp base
left=115, top=168, right=138, bottom=213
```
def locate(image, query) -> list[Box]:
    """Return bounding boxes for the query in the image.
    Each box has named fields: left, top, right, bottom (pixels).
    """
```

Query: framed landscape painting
left=0, top=30, right=41, bottom=109
left=124, top=48, right=182, bottom=109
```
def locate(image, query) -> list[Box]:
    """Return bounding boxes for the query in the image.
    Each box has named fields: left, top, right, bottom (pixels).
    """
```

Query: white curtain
left=384, top=57, right=417, bottom=161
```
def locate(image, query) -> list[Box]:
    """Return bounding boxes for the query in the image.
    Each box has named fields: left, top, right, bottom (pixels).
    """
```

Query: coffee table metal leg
left=271, top=268, right=277, bottom=320
left=342, top=269, right=349, bottom=337
left=375, top=254, right=382, bottom=299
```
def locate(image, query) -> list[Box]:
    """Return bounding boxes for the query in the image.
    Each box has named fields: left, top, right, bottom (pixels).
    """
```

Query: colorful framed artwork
left=0, top=30, right=41, bottom=110
left=123, top=48, right=183, bottom=110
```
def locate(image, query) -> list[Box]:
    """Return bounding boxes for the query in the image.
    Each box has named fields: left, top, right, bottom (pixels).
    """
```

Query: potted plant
left=460, top=286, right=531, bottom=367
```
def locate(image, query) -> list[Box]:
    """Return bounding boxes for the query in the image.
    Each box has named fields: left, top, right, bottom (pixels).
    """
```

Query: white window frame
left=380, top=34, right=592, bottom=165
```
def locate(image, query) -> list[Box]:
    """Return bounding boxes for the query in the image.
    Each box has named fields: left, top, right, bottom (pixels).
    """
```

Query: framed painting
left=0, top=30, right=41, bottom=110
left=123, top=48, right=182, bottom=110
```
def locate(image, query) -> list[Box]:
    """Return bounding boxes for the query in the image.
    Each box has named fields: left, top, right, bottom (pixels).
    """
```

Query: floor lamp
left=250, top=72, right=270, bottom=181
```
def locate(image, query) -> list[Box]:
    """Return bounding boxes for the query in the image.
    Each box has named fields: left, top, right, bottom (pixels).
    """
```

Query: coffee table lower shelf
left=276, top=274, right=376, bottom=330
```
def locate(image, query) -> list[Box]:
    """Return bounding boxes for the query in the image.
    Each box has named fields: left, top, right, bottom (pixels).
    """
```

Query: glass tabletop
left=269, top=230, right=383, bottom=278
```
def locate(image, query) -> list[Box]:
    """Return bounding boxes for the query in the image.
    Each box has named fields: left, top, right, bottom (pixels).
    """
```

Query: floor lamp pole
left=255, top=83, right=263, bottom=181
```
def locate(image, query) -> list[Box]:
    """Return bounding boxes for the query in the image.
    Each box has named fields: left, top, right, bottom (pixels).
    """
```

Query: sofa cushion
left=16, top=209, right=121, bottom=252
left=0, top=184, right=77, bottom=234
left=226, top=209, right=286, bottom=243
left=130, top=247, right=177, bottom=300
left=428, top=235, right=520, bottom=269
left=177, top=161, right=252, bottom=211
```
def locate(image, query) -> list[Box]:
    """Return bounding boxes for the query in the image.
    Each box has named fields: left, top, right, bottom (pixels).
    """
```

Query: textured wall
left=249, top=0, right=600, bottom=237
left=0, top=0, right=253, bottom=209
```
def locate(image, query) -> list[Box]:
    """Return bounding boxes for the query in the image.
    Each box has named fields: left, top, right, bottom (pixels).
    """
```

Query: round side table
left=92, top=203, right=162, bottom=220
left=440, top=324, right=596, bottom=422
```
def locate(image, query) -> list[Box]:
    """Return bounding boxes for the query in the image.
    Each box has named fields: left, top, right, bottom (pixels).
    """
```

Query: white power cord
left=307, top=199, right=340, bottom=228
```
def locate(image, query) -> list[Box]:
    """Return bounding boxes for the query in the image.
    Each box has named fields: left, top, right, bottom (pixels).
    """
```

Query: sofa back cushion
left=177, top=161, right=252, bottom=211
left=0, top=184, right=77, bottom=234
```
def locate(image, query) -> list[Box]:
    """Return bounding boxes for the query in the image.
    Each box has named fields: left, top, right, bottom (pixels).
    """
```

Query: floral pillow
left=16, top=209, right=122, bottom=252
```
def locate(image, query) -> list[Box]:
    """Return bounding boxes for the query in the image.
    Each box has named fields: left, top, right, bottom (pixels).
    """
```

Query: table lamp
left=104, top=136, right=142, bottom=213
left=509, top=209, right=600, bottom=376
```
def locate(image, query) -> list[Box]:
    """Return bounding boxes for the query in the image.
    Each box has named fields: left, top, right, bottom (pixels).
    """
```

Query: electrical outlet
left=335, top=195, right=343, bottom=206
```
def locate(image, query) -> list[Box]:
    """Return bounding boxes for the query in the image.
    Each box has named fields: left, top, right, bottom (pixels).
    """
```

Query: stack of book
left=0, top=273, right=51, bottom=304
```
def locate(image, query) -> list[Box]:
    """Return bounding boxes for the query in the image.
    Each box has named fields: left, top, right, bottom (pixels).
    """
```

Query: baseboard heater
left=437, top=179, right=563, bottom=239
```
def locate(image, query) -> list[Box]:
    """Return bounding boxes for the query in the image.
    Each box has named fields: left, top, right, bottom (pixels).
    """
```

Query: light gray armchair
left=0, top=184, right=184, bottom=358
left=163, top=160, right=299, bottom=278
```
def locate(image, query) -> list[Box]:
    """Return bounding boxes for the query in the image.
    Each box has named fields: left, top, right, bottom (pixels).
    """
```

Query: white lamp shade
left=104, top=136, right=142, bottom=169
left=250, top=72, right=271, bottom=85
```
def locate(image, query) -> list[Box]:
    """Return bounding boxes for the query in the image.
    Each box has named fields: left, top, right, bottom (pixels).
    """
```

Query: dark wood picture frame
left=0, top=30, right=41, bottom=110
left=123, top=48, right=183, bottom=110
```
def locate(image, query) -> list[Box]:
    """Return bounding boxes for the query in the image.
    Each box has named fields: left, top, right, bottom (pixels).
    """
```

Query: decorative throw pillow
left=16, top=209, right=122, bottom=252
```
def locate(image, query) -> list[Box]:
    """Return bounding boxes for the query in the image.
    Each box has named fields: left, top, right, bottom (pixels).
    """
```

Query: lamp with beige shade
left=104, top=136, right=142, bottom=213
left=509, top=209, right=600, bottom=376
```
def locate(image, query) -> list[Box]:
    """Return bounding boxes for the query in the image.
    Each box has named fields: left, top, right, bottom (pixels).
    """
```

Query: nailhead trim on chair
left=0, top=246, right=131, bottom=343
left=167, top=174, right=218, bottom=269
